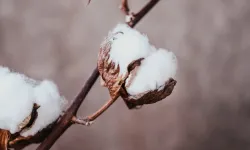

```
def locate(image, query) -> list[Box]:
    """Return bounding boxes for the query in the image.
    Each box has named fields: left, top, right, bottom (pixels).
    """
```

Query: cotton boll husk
left=126, top=49, right=177, bottom=96
left=108, top=24, right=156, bottom=76
left=0, top=70, right=34, bottom=134
left=0, top=129, right=10, bottom=150
left=21, top=80, right=66, bottom=137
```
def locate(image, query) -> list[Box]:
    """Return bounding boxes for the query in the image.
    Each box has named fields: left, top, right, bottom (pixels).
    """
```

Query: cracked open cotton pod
left=0, top=104, right=39, bottom=149
left=0, top=66, right=66, bottom=149
left=98, top=24, right=177, bottom=109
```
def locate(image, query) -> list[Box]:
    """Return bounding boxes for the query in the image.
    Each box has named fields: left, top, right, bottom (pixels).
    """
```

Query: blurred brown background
left=1, top=0, right=250, bottom=150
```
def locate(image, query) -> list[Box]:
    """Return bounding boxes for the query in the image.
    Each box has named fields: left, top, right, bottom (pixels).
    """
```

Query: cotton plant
left=0, top=66, right=67, bottom=149
left=84, top=23, right=177, bottom=123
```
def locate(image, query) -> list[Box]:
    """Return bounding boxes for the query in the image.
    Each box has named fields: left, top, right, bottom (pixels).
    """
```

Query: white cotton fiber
left=108, top=24, right=156, bottom=76
left=0, top=66, right=10, bottom=76
left=126, top=49, right=177, bottom=95
left=106, top=24, right=177, bottom=96
left=0, top=66, right=66, bottom=136
left=21, top=80, right=66, bottom=137
left=0, top=68, right=34, bottom=134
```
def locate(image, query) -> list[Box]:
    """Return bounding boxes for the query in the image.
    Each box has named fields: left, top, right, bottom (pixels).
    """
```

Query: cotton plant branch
left=120, top=0, right=160, bottom=27
left=33, top=1, right=161, bottom=149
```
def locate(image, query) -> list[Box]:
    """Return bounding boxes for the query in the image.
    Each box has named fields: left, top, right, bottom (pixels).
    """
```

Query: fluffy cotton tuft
left=0, top=66, right=10, bottom=76
left=108, top=24, right=155, bottom=75
left=21, top=80, right=66, bottom=137
left=126, top=49, right=177, bottom=95
left=0, top=66, right=66, bottom=136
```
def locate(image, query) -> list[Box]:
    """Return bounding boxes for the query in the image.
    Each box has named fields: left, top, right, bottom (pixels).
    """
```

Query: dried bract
left=0, top=129, right=10, bottom=150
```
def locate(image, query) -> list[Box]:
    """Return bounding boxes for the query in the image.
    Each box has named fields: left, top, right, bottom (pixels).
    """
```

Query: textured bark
left=19, top=103, right=40, bottom=133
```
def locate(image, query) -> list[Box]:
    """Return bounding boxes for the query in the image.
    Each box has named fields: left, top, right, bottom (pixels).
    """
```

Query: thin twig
left=120, top=0, right=130, bottom=15
left=87, top=0, right=91, bottom=6
left=84, top=91, right=120, bottom=122
left=36, top=0, right=160, bottom=149
left=127, top=0, right=160, bottom=27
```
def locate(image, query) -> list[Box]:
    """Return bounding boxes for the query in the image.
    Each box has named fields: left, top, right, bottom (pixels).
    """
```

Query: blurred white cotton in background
left=0, top=66, right=66, bottom=136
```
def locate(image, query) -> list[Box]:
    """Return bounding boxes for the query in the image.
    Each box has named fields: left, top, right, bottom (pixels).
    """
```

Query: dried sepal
left=0, top=129, right=10, bottom=150
left=19, top=103, right=40, bottom=133
left=98, top=38, right=145, bottom=99
left=18, top=115, right=32, bottom=131
left=98, top=35, right=124, bottom=99
left=120, top=78, right=177, bottom=109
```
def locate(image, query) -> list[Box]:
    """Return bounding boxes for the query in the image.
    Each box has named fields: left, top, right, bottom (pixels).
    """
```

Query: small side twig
left=71, top=116, right=93, bottom=126
left=120, top=0, right=130, bottom=15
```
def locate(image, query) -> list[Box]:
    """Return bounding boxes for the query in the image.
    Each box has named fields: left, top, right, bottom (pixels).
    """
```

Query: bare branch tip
left=120, top=0, right=130, bottom=15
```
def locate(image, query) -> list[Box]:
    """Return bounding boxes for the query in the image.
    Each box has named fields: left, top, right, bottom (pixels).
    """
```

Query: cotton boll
left=108, top=24, right=155, bottom=75
left=0, top=72, right=34, bottom=134
left=126, top=49, right=177, bottom=96
left=98, top=24, right=177, bottom=109
left=21, top=80, right=65, bottom=137
left=0, top=66, right=66, bottom=136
